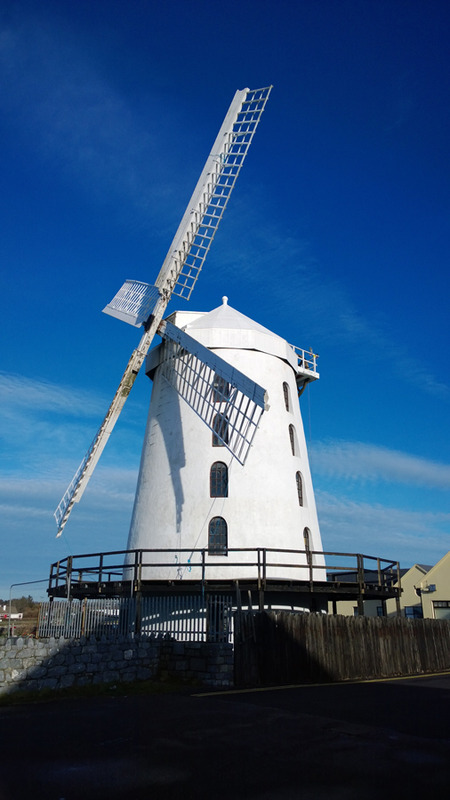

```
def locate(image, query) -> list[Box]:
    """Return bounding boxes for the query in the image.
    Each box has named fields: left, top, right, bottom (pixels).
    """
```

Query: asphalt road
left=0, top=674, right=449, bottom=800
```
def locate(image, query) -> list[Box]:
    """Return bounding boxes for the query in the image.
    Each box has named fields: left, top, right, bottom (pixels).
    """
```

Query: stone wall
left=0, top=636, right=234, bottom=696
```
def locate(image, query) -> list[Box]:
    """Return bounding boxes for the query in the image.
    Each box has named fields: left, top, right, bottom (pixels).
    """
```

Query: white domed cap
left=185, top=298, right=298, bottom=370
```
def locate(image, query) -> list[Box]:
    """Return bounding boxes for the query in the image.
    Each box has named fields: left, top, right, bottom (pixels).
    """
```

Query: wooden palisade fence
left=234, top=611, right=450, bottom=687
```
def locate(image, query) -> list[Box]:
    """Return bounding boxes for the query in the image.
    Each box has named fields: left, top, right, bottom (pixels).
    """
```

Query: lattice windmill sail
left=54, top=86, right=272, bottom=537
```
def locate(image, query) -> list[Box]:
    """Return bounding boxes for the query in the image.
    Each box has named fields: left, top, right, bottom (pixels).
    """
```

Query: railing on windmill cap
left=290, top=344, right=319, bottom=375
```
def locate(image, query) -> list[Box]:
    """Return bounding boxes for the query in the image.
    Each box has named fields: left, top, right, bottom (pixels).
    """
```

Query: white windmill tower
left=127, top=298, right=325, bottom=590
left=54, top=86, right=326, bottom=608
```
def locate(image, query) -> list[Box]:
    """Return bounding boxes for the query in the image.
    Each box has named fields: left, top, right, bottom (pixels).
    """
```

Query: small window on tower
left=210, top=462, right=228, bottom=497
left=303, top=527, right=311, bottom=551
left=208, top=517, right=228, bottom=555
left=283, top=382, right=290, bottom=411
left=289, top=424, right=297, bottom=456
left=303, top=527, right=312, bottom=567
left=213, top=413, right=229, bottom=446
left=296, top=471, right=304, bottom=506
left=212, top=374, right=230, bottom=403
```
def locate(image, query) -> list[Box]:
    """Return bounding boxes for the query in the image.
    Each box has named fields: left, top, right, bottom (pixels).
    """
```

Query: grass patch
left=0, top=677, right=195, bottom=707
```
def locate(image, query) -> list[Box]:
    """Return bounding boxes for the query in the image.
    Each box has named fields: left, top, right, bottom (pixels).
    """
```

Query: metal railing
left=290, top=344, right=319, bottom=375
left=37, top=594, right=233, bottom=642
left=48, top=547, right=400, bottom=598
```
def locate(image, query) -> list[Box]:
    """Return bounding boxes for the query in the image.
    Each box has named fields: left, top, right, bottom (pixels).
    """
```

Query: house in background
left=414, top=551, right=450, bottom=620
left=385, top=564, right=431, bottom=618
left=328, top=552, right=450, bottom=619
left=386, top=552, right=450, bottom=619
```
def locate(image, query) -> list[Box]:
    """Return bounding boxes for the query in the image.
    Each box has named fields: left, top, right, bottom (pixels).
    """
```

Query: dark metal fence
left=37, top=595, right=233, bottom=642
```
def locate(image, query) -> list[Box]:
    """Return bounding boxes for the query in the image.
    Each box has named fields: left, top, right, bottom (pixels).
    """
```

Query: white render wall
left=127, top=302, right=325, bottom=583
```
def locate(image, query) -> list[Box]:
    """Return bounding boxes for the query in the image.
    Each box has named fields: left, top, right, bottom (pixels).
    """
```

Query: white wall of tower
left=127, top=302, right=325, bottom=583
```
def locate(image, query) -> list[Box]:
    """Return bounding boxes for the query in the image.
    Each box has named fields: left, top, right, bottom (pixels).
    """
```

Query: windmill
left=54, top=87, right=273, bottom=538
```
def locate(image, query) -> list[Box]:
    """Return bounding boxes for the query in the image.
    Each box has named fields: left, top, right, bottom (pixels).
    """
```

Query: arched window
left=210, top=462, right=228, bottom=497
left=212, top=373, right=230, bottom=403
left=208, top=517, right=228, bottom=555
left=289, top=424, right=296, bottom=456
left=212, top=413, right=229, bottom=446
left=296, top=472, right=303, bottom=506
left=303, top=527, right=312, bottom=568
left=303, top=527, right=311, bottom=551
left=283, top=381, right=290, bottom=412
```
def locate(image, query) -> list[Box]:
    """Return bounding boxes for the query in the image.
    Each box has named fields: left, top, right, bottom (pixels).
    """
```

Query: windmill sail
left=163, top=86, right=272, bottom=301
left=103, top=280, right=160, bottom=327
left=159, top=320, right=268, bottom=465
left=54, top=86, right=272, bottom=537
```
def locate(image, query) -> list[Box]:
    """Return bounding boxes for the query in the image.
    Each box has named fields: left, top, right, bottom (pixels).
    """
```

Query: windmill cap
left=180, top=300, right=299, bottom=371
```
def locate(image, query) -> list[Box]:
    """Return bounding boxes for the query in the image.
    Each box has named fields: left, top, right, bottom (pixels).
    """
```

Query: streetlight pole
left=7, top=579, right=48, bottom=637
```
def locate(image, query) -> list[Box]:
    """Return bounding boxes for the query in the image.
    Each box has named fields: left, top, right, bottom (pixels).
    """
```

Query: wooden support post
left=259, top=588, right=264, bottom=612
left=357, top=595, right=365, bottom=616
left=66, top=555, right=73, bottom=601
left=357, top=553, right=365, bottom=616
left=395, top=561, right=402, bottom=617
left=135, top=590, right=142, bottom=635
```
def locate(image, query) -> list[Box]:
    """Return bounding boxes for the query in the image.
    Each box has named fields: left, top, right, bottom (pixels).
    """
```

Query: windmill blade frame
left=158, top=320, right=268, bottom=465
left=54, top=86, right=272, bottom=537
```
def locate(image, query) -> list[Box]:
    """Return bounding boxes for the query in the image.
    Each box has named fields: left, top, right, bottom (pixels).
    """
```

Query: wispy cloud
left=0, top=371, right=145, bottom=489
left=316, top=489, right=450, bottom=563
left=0, top=371, right=105, bottom=417
left=311, top=439, right=450, bottom=490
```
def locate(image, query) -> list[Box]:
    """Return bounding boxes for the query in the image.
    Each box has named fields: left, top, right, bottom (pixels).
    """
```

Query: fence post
left=201, top=549, right=206, bottom=585
left=133, top=550, right=140, bottom=594
left=66, top=556, right=73, bottom=601
left=81, top=598, right=87, bottom=636
left=395, top=561, right=402, bottom=617
left=135, top=591, right=142, bottom=635
left=357, top=553, right=365, bottom=616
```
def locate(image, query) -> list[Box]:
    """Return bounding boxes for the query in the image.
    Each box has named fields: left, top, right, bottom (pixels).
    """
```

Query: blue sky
left=1, top=0, right=449, bottom=599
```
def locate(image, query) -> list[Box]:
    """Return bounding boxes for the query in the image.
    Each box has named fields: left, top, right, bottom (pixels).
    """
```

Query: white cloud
left=311, top=439, right=450, bottom=490
left=0, top=371, right=105, bottom=417
left=316, top=489, right=450, bottom=564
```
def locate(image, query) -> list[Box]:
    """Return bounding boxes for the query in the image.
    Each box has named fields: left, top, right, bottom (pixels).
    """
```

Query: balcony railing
left=48, top=547, right=401, bottom=600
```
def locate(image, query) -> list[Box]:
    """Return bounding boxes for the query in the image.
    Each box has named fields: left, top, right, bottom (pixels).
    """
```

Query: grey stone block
left=59, top=674, right=76, bottom=688
left=47, top=665, right=68, bottom=678
left=122, top=670, right=137, bottom=682
left=136, top=667, right=153, bottom=680
left=79, top=654, right=92, bottom=664
left=28, top=666, right=47, bottom=680
left=75, top=676, right=91, bottom=687
left=189, top=658, right=206, bottom=671
left=103, top=670, right=120, bottom=682
left=90, top=652, right=103, bottom=663
left=39, top=678, right=58, bottom=690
